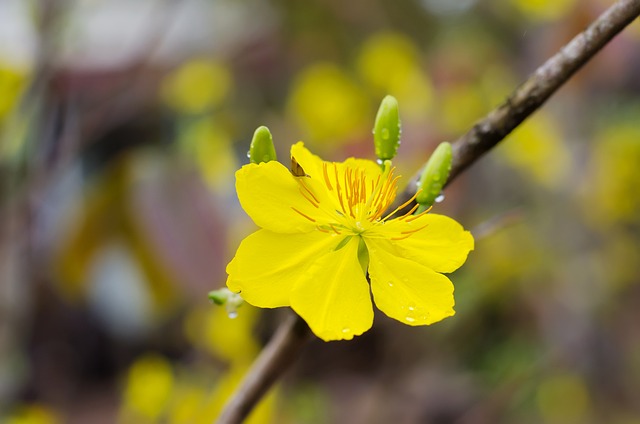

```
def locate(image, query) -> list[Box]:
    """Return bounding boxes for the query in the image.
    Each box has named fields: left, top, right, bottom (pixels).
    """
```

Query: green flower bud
left=373, top=95, right=401, bottom=161
left=249, top=126, right=277, bottom=164
left=208, top=288, right=231, bottom=305
left=208, top=288, right=244, bottom=319
left=416, top=142, right=452, bottom=211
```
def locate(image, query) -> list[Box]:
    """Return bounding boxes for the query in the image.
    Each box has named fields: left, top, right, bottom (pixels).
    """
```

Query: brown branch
left=216, top=312, right=312, bottom=424
left=216, top=0, right=640, bottom=422
left=396, top=0, right=640, bottom=208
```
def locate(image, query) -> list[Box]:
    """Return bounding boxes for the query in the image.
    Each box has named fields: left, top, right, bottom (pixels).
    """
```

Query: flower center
left=291, top=159, right=428, bottom=237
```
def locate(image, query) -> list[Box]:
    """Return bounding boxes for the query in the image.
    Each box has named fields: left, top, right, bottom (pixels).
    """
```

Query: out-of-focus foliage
left=1, top=0, right=640, bottom=422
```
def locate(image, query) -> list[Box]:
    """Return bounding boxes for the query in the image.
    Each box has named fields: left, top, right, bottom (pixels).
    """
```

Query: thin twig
left=216, top=312, right=312, bottom=424
left=217, top=1, right=640, bottom=422
left=395, top=0, right=640, bottom=209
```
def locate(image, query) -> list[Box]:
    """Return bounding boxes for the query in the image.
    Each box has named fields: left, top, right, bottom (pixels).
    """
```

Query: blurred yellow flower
left=357, top=32, right=434, bottom=120
left=161, top=59, right=233, bottom=114
left=508, top=0, right=577, bottom=21
left=4, top=404, right=60, bottom=424
left=121, top=354, right=174, bottom=422
left=287, top=63, right=368, bottom=147
left=586, top=123, right=640, bottom=225
left=178, top=118, right=238, bottom=192
left=537, top=373, right=591, bottom=423
left=498, top=113, right=571, bottom=188
left=439, top=82, right=488, bottom=134
left=226, top=143, right=473, bottom=341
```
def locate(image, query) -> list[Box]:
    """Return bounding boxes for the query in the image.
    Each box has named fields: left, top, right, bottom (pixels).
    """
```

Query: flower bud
left=208, top=288, right=245, bottom=319
left=249, top=126, right=277, bottom=164
left=373, top=95, right=401, bottom=161
left=416, top=142, right=452, bottom=209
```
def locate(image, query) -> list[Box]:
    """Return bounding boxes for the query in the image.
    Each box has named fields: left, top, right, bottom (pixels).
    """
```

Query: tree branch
left=397, top=0, right=640, bottom=208
left=217, top=1, right=640, bottom=422
left=216, top=312, right=311, bottom=424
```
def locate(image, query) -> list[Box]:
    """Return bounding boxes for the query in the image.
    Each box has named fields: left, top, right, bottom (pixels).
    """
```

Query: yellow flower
left=226, top=143, right=473, bottom=341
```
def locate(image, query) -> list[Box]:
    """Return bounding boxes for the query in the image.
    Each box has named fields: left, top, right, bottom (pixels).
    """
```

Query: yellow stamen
left=334, top=164, right=346, bottom=214
left=299, top=179, right=320, bottom=204
left=329, top=224, right=342, bottom=235
left=298, top=188, right=319, bottom=208
left=381, top=189, right=422, bottom=222
left=404, top=205, right=432, bottom=222
left=291, top=207, right=316, bottom=222
left=399, top=203, right=420, bottom=219
left=322, top=162, right=333, bottom=190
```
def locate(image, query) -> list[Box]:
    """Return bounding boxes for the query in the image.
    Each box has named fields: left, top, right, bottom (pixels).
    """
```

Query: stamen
left=400, top=224, right=429, bottom=234
left=298, top=179, right=320, bottom=204
left=334, top=164, right=346, bottom=214
left=298, top=188, right=319, bottom=208
left=381, top=189, right=422, bottom=222
left=399, top=203, right=420, bottom=219
left=329, top=224, right=342, bottom=235
left=316, top=226, right=330, bottom=233
left=390, top=233, right=415, bottom=241
left=405, top=205, right=432, bottom=222
left=291, top=207, right=316, bottom=222
left=322, top=163, right=333, bottom=190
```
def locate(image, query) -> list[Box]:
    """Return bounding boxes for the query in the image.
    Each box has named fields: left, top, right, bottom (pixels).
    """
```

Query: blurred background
left=1, top=0, right=640, bottom=423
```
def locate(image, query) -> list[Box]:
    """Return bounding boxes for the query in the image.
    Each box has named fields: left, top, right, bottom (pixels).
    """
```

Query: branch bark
left=217, top=0, right=640, bottom=422
left=216, top=313, right=311, bottom=424
left=397, top=0, right=640, bottom=208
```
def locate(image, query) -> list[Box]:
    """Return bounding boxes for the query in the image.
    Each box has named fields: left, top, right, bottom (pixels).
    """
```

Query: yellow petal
left=366, top=238, right=455, bottom=326
left=290, top=142, right=324, bottom=180
left=371, top=213, right=474, bottom=273
left=227, top=229, right=340, bottom=308
left=236, top=161, right=319, bottom=233
left=291, top=237, right=374, bottom=341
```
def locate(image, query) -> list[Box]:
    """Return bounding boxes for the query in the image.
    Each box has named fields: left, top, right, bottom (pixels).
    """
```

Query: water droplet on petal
left=376, top=158, right=384, bottom=165
left=435, top=193, right=445, bottom=203
left=342, top=327, right=350, bottom=334
left=246, top=150, right=251, bottom=159
left=388, top=281, right=394, bottom=287
left=405, top=316, right=416, bottom=323
left=408, top=305, right=416, bottom=311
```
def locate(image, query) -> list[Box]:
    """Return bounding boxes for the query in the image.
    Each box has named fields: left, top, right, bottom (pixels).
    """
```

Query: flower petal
left=291, top=237, right=374, bottom=341
left=291, top=142, right=324, bottom=180
left=226, top=229, right=340, bottom=308
left=236, top=161, right=319, bottom=233
left=370, top=213, right=474, bottom=273
left=366, top=238, right=455, bottom=326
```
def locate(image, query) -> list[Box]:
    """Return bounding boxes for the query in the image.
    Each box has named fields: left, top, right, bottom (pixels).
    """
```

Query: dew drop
left=387, top=281, right=394, bottom=287
left=342, top=327, right=350, bottom=334
left=405, top=316, right=416, bottom=323
left=435, top=193, right=445, bottom=203
left=381, top=128, right=390, bottom=140
left=408, top=305, right=416, bottom=311
left=228, top=310, right=238, bottom=319
left=246, top=150, right=251, bottom=159
left=376, top=158, right=384, bottom=165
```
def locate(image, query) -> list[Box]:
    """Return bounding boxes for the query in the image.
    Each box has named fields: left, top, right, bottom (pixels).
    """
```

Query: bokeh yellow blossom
left=287, top=63, right=369, bottom=148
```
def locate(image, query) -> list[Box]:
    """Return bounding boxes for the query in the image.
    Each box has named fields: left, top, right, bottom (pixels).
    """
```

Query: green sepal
left=357, top=237, right=369, bottom=275
left=373, top=95, right=401, bottom=161
left=249, top=126, right=277, bottom=164
left=416, top=141, right=452, bottom=208
left=208, top=288, right=230, bottom=305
